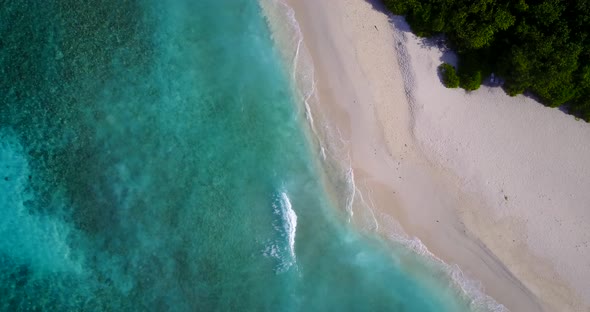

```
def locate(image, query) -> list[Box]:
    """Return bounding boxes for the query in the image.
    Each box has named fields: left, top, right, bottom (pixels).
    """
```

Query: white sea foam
left=384, top=14, right=510, bottom=312
left=381, top=215, right=509, bottom=312
left=280, top=191, right=297, bottom=260
left=355, top=182, right=379, bottom=232
left=259, top=0, right=322, bottom=150
left=344, top=166, right=355, bottom=221
left=260, top=1, right=508, bottom=311
left=265, top=189, right=298, bottom=272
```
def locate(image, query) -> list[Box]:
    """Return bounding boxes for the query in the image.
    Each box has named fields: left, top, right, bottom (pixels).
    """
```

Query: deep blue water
left=0, top=0, right=476, bottom=311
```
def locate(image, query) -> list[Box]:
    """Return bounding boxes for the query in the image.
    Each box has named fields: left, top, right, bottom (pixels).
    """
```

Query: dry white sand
left=405, top=19, right=590, bottom=311
left=276, top=0, right=590, bottom=311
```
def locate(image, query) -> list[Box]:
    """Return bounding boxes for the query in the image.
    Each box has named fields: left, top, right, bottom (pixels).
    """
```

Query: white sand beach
left=284, top=0, right=590, bottom=310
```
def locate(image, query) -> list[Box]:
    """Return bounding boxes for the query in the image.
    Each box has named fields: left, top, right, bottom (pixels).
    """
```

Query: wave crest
left=264, top=189, right=298, bottom=273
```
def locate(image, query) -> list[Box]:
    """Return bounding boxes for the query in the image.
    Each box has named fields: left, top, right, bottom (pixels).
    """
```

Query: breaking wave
left=264, top=189, right=298, bottom=273
left=260, top=1, right=510, bottom=311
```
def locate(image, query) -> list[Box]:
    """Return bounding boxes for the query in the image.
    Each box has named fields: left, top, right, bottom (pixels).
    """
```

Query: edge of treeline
left=382, top=0, right=590, bottom=121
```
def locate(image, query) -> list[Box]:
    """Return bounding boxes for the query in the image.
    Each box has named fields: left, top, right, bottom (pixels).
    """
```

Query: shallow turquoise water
left=0, top=0, right=475, bottom=311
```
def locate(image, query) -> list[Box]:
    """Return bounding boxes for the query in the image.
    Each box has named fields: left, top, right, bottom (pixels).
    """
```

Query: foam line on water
left=259, top=0, right=321, bottom=147
left=345, top=165, right=355, bottom=222
left=266, top=188, right=299, bottom=272
left=384, top=15, right=509, bottom=311
left=260, top=1, right=508, bottom=311
left=383, top=222, right=509, bottom=312
left=356, top=181, right=379, bottom=232
left=280, top=191, right=297, bottom=261
left=303, top=78, right=317, bottom=130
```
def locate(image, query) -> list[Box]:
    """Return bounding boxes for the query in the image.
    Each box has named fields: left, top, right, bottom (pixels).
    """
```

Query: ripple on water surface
left=0, top=0, right=482, bottom=311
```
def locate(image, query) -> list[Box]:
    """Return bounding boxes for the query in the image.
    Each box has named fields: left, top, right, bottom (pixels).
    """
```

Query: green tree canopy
left=383, top=0, right=590, bottom=121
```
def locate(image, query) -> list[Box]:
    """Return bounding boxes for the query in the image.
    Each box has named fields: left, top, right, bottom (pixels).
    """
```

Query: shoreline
left=281, top=0, right=590, bottom=311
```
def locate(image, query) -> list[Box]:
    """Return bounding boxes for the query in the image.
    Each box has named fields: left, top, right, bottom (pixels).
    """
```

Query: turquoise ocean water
left=0, top=0, right=491, bottom=311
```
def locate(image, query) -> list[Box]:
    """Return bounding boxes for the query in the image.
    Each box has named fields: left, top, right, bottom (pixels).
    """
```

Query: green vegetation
left=460, top=70, right=482, bottom=91
left=383, top=0, right=590, bottom=121
left=439, top=63, right=460, bottom=88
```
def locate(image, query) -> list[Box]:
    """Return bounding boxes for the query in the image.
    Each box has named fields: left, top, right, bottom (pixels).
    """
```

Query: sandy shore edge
left=276, top=0, right=590, bottom=311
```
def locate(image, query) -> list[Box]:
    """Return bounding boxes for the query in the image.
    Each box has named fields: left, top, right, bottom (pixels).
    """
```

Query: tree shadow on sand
left=362, top=0, right=583, bottom=118
left=363, top=0, right=458, bottom=88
